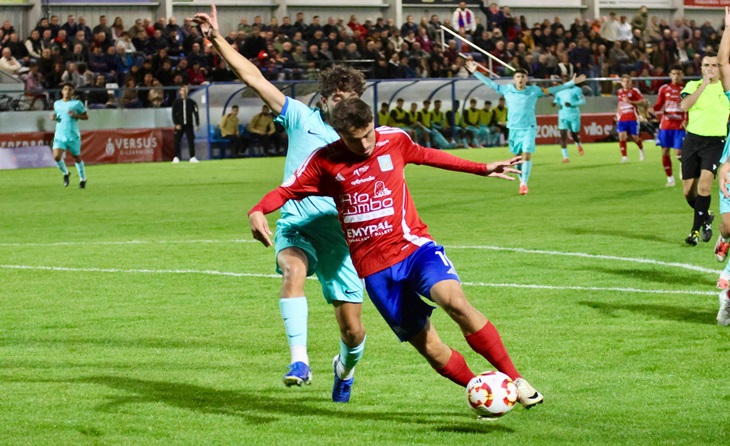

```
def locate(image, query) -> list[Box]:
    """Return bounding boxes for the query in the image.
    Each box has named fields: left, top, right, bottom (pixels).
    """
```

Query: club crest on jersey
left=378, top=154, right=393, bottom=172
left=374, top=181, right=391, bottom=198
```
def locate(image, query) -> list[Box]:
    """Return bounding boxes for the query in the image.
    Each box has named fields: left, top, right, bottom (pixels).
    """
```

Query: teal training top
left=53, top=99, right=86, bottom=141
left=274, top=96, right=341, bottom=219
left=474, top=72, right=576, bottom=129
left=553, top=86, right=586, bottom=120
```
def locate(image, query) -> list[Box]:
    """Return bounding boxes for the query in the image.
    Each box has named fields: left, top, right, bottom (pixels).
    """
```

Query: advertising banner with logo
left=684, top=0, right=730, bottom=7
left=0, top=128, right=174, bottom=170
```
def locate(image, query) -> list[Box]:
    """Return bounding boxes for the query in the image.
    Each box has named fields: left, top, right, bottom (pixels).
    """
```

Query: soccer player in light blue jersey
left=553, top=75, right=586, bottom=163
left=466, top=59, right=586, bottom=195
left=50, top=83, right=88, bottom=188
left=194, top=5, right=366, bottom=402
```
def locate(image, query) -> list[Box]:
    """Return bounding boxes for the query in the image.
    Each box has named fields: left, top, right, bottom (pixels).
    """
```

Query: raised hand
left=192, top=4, right=220, bottom=38
left=573, top=73, right=586, bottom=85
left=465, top=59, right=478, bottom=75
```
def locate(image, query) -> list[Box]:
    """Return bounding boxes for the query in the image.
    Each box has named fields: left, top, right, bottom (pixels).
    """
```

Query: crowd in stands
left=0, top=2, right=726, bottom=111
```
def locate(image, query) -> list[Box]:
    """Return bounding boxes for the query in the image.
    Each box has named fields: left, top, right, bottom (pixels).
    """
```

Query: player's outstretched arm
left=465, top=59, right=504, bottom=94
left=719, top=7, right=730, bottom=90
left=192, top=5, right=285, bottom=114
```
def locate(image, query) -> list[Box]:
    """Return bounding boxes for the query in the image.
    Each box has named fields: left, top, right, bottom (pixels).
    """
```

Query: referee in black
left=680, top=51, right=730, bottom=246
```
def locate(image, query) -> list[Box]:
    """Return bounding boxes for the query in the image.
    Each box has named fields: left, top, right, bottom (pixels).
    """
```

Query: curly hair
left=330, top=97, right=373, bottom=133
left=319, top=65, right=366, bottom=99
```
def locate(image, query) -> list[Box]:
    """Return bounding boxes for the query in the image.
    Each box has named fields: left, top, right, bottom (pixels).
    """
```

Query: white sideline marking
left=0, top=264, right=279, bottom=279
left=445, top=245, right=719, bottom=275
left=0, top=264, right=717, bottom=296
left=0, top=239, right=257, bottom=247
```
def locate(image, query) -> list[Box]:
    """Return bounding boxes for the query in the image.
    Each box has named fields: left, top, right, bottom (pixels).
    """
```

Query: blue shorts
left=53, top=137, right=81, bottom=156
left=364, top=242, right=460, bottom=342
left=274, top=215, right=364, bottom=304
left=508, top=127, right=537, bottom=155
left=557, top=117, right=580, bottom=133
left=616, top=121, right=639, bottom=136
left=657, top=129, right=686, bottom=149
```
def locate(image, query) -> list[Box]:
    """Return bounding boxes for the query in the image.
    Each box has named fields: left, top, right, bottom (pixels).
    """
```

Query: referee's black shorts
left=681, top=132, right=725, bottom=180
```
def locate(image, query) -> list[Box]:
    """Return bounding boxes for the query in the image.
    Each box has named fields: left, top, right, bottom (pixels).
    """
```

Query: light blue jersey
left=275, top=97, right=341, bottom=219
left=272, top=96, right=363, bottom=302
left=474, top=72, right=576, bottom=129
left=53, top=99, right=85, bottom=141
left=553, top=86, right=585, bottom=120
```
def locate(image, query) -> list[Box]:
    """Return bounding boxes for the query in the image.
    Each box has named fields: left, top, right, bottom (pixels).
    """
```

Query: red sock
left=662, top=154, right=673, bottom=177
left=619, top=140, right=627, bottom=156
left=636, top=139, right=644, bottom=149
left=465, top=322, right=521, bottom=380
left=435, top=349, right=476, bottom=387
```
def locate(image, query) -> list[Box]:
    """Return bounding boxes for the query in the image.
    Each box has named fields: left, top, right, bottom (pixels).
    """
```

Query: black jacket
left=172, top=98, right=199, bottom=127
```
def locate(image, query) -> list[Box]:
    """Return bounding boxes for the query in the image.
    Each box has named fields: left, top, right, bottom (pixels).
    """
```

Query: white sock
left=291, top=345, right=308, bottom=365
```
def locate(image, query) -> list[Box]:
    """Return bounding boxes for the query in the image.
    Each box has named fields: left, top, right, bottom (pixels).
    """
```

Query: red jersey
left=654, top=83, right=686, bottom=130
left=250, top=127, right=488, bottom=277
left=616, top=87, right=643, bottom=122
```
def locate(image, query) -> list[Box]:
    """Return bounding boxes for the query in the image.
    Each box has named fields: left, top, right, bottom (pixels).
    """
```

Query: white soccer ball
left=466, top=371, right=518, bottom=418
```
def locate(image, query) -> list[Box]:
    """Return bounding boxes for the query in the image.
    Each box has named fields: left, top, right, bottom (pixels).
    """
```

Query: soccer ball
left=466, top=371, right=518, bottom=418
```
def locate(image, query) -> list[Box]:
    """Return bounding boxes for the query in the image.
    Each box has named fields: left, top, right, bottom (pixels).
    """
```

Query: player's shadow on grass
left=73, top=375, right=514, bottom=434
left=586, top=266, right=706, bottom=286
left=566, top=226, right=670, bottom=243
left=551, top=162, right=616, bottom=171
left=579, top=301, right=714, bottom=325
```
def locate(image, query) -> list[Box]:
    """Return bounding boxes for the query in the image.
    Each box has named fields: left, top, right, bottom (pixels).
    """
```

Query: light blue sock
left=75, top=161, right=86, bottom=181
left=521, top=160, right=533, bottom=184
left=561, top=148, right=569, bottom=159
left=56, top=159, right=68, bottom=175
left=338, top=336, right=366, bottom=379
left=279, top=297, right=308, bottom=363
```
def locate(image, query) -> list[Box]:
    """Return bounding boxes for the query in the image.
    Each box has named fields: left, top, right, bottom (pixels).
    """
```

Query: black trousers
left=174, top=124, right=196, bottom=158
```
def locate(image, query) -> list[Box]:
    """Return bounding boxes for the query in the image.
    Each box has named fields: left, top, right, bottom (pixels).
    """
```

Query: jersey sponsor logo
left=345, top=221, right=394, bottom=242
left=375, top=139, right=390, bottom=148
left=373, top=181, right=391, bottom=198
left=351, top=175, right=375, bottom=186
left=353, top=165, right=370, bottom=176
left=377, top=154, right=393, bottom=171
left=341, top=191, right=394, bottom=223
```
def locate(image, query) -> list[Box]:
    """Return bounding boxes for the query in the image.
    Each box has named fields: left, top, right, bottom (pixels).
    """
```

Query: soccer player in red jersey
left=616, top=74, right=646, bottom=163
left=249, top=98, right=545, bottom=409
left=653, top=65, right=687, bottom=187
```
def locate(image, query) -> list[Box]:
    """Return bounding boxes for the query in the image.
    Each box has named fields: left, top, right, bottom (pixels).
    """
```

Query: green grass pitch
left=1, top=142, right=729, bottom=445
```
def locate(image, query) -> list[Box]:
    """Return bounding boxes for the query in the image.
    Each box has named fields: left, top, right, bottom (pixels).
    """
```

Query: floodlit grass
left=1, top=142, right=729, bottom=445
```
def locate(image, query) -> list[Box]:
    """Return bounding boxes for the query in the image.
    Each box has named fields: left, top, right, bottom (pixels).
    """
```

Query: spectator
left=600, top=13, right=620, bottom=43
left=61, top=15, right=78, bottom=37
left=38, top=48, right=55, bottom=80
left=24, top=62, right=48, bottom=109
left=187, top=61, right=207, bottom=85
left=87, top=74, right=112, bottom=108
left=617, top=16, right=633, bottom=42
left=77, top=16, right=92, bottom=42
left=93, top=15, right=112, bottom=44
left=244, top=104, right=278, bottom=155
left=453, top=2, right=477, bottom=35
left=147, top=29, right=168, bottom=55
left=242, top=26, right=266, bottom=59
left=25, top=30, right=43, bottom=59
left=631, top=6, right=648, bottom=32
left=111, top=17, right=125, bottom=41
left=400, top=15, right=418, bottom=38
left=120, top=78, right=142, bottom=108
left=148, top=79, right=164, bottom=107
left=6, top=32, right=29, bottom=64
left=0, top=47, right=22, bottom=76
left=219, top=105, right=245, bottom=156
left=68, top=43, right=88, bottom=64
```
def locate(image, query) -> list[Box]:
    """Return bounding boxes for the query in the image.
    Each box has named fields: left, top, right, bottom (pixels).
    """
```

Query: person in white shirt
left=453, top=2, right=477, bottom=35
left=617, top=15, right=633, bottom=42
left=0, top=47, right=21, bottom=76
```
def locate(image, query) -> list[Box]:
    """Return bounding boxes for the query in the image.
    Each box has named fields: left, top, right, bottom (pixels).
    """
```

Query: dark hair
left=513, top=68, right=528, bottom=76
left=319, top=65, right=366, bottom=99
left=703, top=51, right=718, bottom=60
left=61, top=82, right=75, bottom=90
left=231, top=105, right=239, bottom=109
left=670, top=64, right=683, bottom=72
left=330, top=98, right=373, bottom=133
